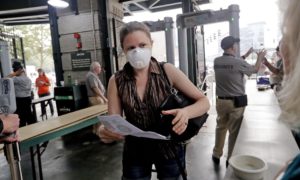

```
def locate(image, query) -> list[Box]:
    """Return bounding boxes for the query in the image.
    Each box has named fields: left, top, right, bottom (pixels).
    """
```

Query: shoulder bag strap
left=159, top=62, right=171, bottom=87
left=159, top=63, right=187, bottom=179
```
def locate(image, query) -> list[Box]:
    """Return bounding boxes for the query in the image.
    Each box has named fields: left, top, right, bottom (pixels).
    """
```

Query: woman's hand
left=161, top=108, right=189, bottom=135
left=98, top=124, right=124, bottom=143
left=15, top=69, right=24, bottom=76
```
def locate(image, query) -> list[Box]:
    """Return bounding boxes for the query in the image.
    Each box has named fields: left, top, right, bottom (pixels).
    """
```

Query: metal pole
left=0, top=41, right=12, bottom=77
left=20, top=38, right=26, bottom=67
left=228, top=4, right=240, bottom=56
left=182, top=0, right=196, bottom=84
left=200, top=25, right=207, bottom=91
left=112, top=18, right=119, bottom=71
left=30, top=147, right=37, bottom=180
left=12, top=38, right=18, bottom=59
left=177, top=27, right=188, bottom=75
left=97, top=0, right=113, bottom=86
left=5, top=143, right=23, bottom=180
left=48, top=6, right=64, bottom=86
left=164, top=17, right=175, bottom=65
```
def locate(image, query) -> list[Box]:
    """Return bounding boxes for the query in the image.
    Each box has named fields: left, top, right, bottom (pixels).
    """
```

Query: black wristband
left=241, top=55, right=246, bottom=59
left=0, top=119, right=3, bottom=134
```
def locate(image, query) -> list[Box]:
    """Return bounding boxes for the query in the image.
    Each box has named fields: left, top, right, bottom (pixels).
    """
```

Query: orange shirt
left=35, top=75, right=50, bottom=95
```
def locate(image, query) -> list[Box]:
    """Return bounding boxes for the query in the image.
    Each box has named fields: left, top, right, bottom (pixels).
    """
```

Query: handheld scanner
left=0, top=78, right=16, bottom=114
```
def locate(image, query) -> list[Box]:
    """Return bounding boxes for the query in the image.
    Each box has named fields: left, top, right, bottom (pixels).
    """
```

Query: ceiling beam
left=0, top=14, right=49, bottom=22
left=123, top=5, right=134, bottom=16
left=0, top=0, right=48, bottom=11
left=148, top=0, right=160, bottom=8
left=132, top=2, right=150, bottom=12
left=0, top=6, right=48, bottom=16
left=4, top=19, right=49, bottom=26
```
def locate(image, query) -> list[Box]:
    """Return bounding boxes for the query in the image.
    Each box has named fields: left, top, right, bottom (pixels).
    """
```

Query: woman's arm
left=99, top=75, right=124, bottom=143
left=263, top=58, right=280, bottom=74
left=7, top=69, right=23, bottom=78
left=107, top=75, right=122, bottom=115
left=161, top=63, right=210, bottom=135
left=91, top=87, right=108, bottom=103
left=45, top=76, right=51, bottom=86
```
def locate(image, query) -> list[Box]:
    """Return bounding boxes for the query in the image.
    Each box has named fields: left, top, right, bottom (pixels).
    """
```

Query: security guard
left=212, top=36, right=266, bottom=166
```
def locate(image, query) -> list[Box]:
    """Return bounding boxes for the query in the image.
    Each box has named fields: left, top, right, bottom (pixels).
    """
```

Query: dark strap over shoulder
left=159, top=62, right=171, bottom=88
left=159, top=64, right=188, bottom=180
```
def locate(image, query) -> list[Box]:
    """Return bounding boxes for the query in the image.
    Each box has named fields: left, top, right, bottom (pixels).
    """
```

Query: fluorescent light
left=47, top=0, right=69, bottom=8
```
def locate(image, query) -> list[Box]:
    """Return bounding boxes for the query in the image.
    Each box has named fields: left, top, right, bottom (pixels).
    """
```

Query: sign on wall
left=70, top=51, right=91, bottom=71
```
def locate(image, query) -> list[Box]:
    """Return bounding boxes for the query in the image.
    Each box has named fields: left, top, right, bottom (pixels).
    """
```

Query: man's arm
left=87, top=75, right=108, bottom=103
left=92, top=87, right=108, bottom=103
left=253, top=50, right=267, bottom=72
left=263, top=58, right=280, bottom=74
left=45, top=76, right=51, bottom=86
left=241, top=47, right=254, bottom=59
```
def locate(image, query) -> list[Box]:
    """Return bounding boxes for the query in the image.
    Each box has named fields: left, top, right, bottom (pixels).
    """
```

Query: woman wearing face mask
left=275, top=0, right=300, bottom=179
left=98, top=21, right=210, bottom=180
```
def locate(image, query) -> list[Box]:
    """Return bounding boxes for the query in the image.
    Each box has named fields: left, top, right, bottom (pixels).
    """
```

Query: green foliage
left=6, top=24, right=54, bottom=72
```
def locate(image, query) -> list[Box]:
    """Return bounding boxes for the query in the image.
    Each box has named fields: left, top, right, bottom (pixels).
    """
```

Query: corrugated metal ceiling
left=0, top=0, right=211, bottom=25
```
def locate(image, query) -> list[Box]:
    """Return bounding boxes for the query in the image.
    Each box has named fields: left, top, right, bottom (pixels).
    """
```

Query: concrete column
left=229, top=4, right=240, bottom=56
left=0, top=41, right=12, bottom=77
left=164, top=17, right=175, bottom=65
left=182, top=0, right=196, bottom=84
left=178, top=27, right=188, bottom=75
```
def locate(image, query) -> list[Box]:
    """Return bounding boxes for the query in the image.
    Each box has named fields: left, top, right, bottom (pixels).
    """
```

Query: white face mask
left=126, top=47, right=151, bottom=69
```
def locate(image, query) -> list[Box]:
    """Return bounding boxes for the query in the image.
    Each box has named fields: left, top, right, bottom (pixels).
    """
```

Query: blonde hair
left=119, top=21, right=151, bottom=49
left=278, top=0, right=300, bottom=131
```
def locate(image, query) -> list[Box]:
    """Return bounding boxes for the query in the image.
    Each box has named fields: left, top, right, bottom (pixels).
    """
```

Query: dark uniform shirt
left=214, top=54, right=256, bottom=97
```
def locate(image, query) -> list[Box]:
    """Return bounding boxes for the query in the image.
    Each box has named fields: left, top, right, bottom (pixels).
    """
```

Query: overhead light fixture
left=47, top=0, right=69, bottom=8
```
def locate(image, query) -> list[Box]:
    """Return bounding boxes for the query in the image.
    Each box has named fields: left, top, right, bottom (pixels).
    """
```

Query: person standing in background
left=85, top=62, right=108, bottom=138
left=85, top=62, right=108, bottom=105
left=8, top=61, right=35, bottom=127
left=263, top=45, right=284, bottom=92
left=35, top=68, right=54, bottom=117
left=212, top=36, right=266, bottom=167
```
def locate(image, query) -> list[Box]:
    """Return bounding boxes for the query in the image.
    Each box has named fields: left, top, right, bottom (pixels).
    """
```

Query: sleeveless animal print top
left=115, top=58, right=181, bottom=159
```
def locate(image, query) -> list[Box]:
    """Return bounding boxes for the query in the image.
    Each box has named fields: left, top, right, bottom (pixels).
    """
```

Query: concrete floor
left=0, top=80, right=280, bottom=180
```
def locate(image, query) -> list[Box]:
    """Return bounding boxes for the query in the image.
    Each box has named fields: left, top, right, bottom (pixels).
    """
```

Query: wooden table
left=223, top=105, right=299, bottom=180
left=13, top=104, right=108, bottom=180
left=31, top=95, right=54, bottom=121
